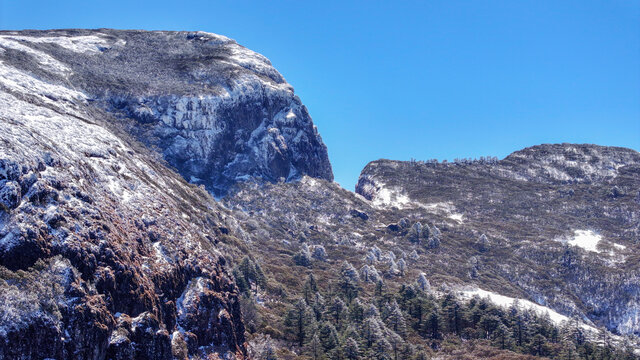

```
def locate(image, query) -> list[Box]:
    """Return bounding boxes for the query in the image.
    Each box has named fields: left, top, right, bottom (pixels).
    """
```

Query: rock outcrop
left=0, top=29, right=255, bottom=359
left=0, top=29, right=332, bottom=196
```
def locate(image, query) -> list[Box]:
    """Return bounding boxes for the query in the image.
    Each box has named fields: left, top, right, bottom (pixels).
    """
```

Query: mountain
left=0, top=29, right=332, bottom=196
left=1, top=29, right=639, bottom=360
left=356, top=144, right=640, bottom=335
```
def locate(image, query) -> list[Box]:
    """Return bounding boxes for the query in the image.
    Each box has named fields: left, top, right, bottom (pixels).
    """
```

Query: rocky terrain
left=221, top=144, right=640, bottom=358
left=356, top=144, right=640, bottom=335
left=1, top=29, right=639, bottom=360
left=0, top=28, right=332, bottom=359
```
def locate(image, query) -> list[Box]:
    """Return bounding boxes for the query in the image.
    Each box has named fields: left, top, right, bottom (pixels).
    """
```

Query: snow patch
left=371, top=183, right=411, bottom=209
left=567, top=230, right=602, bottom=253
left=421, top=202, right=464, bottom=222
left=612, top=243, right=626, bottom=251
left=0, top=36, right=71, bottom=73
left=1, top=35, right=110, bottom=54
left=461, top=287, right=596, bottom=332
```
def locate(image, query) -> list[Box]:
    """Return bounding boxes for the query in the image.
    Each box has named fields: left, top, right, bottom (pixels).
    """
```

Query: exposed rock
left=0, top=29, right=332, bottom=196
left=0, top=29, right=247, bottom=359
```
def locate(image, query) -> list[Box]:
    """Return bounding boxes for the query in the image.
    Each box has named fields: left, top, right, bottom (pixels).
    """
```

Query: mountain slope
left=355, top=144, right=640, bottom=335
left=0, top=29, right=333, bottom=196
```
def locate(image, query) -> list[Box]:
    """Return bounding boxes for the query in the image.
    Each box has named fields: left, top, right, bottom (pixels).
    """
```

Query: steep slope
left=0, top=29, right=326, bottom=359
left=0, top=29, right=333, bottom=196
left=355, top=144, right=640, bottom=335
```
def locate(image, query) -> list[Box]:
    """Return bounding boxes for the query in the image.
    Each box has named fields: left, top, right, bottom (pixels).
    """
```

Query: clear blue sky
left=2, top=1, right=639, bottom=190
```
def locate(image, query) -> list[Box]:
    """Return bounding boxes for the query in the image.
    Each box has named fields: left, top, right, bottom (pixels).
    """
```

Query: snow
left=461, top=287, right=596, bottom=332
left=152, top=242, right=169, bottom=264
left=0, top=35, right=110, bottom=54
left=567, top=230, right=602, bottom=253
left=612, top=243, right=626, bottom=251
left=0, top=36, right=71, bottom=74
left=421, top=202, right=464, bottom=222
left=369, top=182, right=411, bottom=209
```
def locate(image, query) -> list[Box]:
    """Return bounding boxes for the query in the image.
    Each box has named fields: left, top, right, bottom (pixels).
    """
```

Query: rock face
left=355, top=144, right=640, bottom=335
left=0, top=30, right=255, bottom=359
left=0, top=29, right=333, bottom=196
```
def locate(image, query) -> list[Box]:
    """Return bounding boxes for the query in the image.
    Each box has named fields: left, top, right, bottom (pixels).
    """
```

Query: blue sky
left=2, top=1, right=639, bottom=190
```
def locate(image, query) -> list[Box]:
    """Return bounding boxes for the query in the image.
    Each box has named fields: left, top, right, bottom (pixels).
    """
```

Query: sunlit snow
left=461, top=288, right=596, bottom=332
left=567, top=230, right=602, bottom=253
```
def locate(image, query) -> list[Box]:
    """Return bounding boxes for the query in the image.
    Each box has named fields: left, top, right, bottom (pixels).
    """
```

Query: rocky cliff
left=0, top=29, right=333, bottom=196
left=0, top=28, right=336, bottom=359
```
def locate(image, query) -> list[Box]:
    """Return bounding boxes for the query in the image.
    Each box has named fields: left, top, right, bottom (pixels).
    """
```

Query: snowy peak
left=0, top=29, right=333, bottom=195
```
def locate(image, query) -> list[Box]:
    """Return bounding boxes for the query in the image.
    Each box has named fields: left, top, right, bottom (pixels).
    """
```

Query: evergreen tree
left=386, top=300, right=407, bottom=336
left=312, top=245, right=328, bottom=262
left=343, top=337, right=360, bottom=360
left=407, top=222, right=422, bottom=244
left=234, top=256, right=267, bottom=295
left=397, top=258, right=407, bottom=276
left=362, top=317, right=384, bottom=347
left=328, top=297, right=347, bottom=328
left=338, top=261, right=360, bottom=301
left=284, top=298, right=317, bottom=347
left=423, top=309, right=441, bottom=339
left=310, top=292, right=326, bottom=321
left=303, top=273, right=318, bottom=303
left=478, top=233, right=489, bottom=252
left=441, top=293, right=463, bottom=335
left=306, top=333, right=323, bottom=360
left=372, top=338, right=392, bottom=360
left=318, top=321, right=339, bottom=352
left=426, top=228, right=440, bottom=249
left=349, top=298, right=365, bottom=324
left=293, top=244, right=312, bottom=267
left=416, top=273, right=430, bottom=292
left=387, top=331, right=404, bottom=360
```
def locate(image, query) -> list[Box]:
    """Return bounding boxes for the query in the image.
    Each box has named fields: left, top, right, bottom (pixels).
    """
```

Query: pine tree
left=387, top=331, right=404, bottom=360
left=234, top=256, right=267, bottom=295
left=478, top=233, right=489, bottom=252
left=343, top=337, right=360, bottom=360
left=339, top=261, right=360, bottom=301
left=284, top=298, right=317, bottom=347
left=426, top=226, right=441, bottom=249
left=362, top=317, right=384, bottom=347
left=407, top=222, right=422, bottom=244
left=409, top=250, right=419, bottom=261
left=329, top=297, right=346, bottom=328
left=349, top=298, right=365, bottom=324
left=416, top=273, right=430, bottom=292
left=386, top=300, right=407, bottom=336
left=492, top=322, right=513, bottom=350
left=293, top=244, right=312, bottom=267
left=441, top=293, right=462, bottom=335
left=312, top=245, right=327, bottom=262
left=318, top=321, right=339, bottom=352
left=397, top=258, right=407, bottom=276
left=306, top=333, right=323, bottom=360
left=303, top=273, right=318, bottom=303
left=310, top=292, right=326, bottom=321
left=372, top=338, right=392, bottom=360
left=423, top=309, right=441, bottom=339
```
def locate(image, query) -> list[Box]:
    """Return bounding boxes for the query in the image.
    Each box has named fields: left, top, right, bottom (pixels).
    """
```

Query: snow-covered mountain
left=0, top=29, right=332, bottom=196
left=0, top=36, right=249, bottom=360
